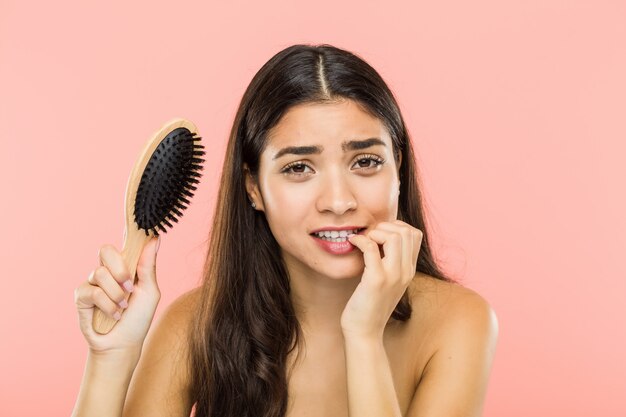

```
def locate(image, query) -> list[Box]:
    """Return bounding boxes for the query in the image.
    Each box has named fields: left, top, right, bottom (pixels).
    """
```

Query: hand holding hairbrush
left=96, top=118, right=205, bottom=334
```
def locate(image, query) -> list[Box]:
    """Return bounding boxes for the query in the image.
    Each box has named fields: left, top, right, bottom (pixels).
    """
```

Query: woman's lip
left=310, top=234, right=357, bottom=255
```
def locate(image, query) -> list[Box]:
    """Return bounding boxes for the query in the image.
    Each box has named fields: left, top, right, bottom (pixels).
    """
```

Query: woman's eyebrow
left=272, top=137, right=386, bottom=160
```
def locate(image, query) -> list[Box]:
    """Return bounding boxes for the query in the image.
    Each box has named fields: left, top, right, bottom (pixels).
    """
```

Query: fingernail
left=119, top=299, right=128, bottom=309
left=113, top=311, right=121, bottom=321
left=156, top=236, right=161, bottom=253
left=123, top=280, right=134, bottom=292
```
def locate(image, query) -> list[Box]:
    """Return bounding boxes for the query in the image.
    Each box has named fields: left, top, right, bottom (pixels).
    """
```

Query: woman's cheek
left=357, top=177, right=398, bottom=213
left=263, top=188, right=312, bottom=238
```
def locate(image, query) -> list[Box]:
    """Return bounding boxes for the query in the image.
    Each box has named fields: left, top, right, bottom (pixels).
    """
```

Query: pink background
left=1, top=0, right=625, bottom=415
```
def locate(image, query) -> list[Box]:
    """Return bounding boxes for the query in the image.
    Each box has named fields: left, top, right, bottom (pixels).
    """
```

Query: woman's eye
left=281, top=162, right=312, bottom=176
left=353, top=155, right=385, bottom=170
left=281, top=155, right=385, bottom=177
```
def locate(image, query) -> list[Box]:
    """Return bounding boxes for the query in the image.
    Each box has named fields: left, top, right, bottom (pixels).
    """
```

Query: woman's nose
left=315, top=175, right=357, bottom=215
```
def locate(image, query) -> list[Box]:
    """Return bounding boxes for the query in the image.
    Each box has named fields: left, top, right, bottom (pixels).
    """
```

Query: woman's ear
left=243, top=163, right=265, bottom=211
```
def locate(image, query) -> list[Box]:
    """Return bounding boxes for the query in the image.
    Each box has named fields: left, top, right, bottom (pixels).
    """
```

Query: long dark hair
left=188, top=43, right=457, bottom=417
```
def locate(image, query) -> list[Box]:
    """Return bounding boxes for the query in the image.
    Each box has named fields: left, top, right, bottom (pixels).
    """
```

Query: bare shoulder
left=405, top=272, right=499, bottom=374
left=404, top=273, right=499, bottom=415
left=408, top=272, right=498, bottom=331
left=145, top=286, right=203, bottom=344
left=123, top=287, right=202, bottom=417
left=163, top=287, right=202, bottom=325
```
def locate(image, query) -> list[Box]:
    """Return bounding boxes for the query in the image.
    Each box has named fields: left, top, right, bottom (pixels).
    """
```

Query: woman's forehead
left=265, top=101, right=392, bottom=155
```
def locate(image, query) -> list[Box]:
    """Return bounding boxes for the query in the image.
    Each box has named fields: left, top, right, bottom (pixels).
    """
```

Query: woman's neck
left=286, top=260, right=361, bottom=337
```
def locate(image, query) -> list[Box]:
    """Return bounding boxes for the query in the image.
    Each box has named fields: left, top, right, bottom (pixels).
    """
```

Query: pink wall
left=1, top=0, right=624, bottom=415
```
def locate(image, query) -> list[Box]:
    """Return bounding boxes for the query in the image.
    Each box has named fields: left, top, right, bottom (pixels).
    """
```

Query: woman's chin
left=318, top=263, right=365, bottom=281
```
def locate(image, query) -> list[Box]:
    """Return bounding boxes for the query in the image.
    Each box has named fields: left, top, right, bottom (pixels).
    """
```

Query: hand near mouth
left=340, top=220, right=423, bottom=341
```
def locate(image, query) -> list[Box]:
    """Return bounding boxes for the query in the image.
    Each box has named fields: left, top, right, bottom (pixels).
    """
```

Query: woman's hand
left=73, top=237, right=162, bottom=356
left=341, top=220, right=423, bottom=341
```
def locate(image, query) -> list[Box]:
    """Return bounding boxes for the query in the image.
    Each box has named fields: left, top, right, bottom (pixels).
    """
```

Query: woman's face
left=245, top=99, right=402, bottom=280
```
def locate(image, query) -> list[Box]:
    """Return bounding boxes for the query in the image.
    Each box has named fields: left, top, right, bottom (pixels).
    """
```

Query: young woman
left=73, top=44, right=498, bottom=417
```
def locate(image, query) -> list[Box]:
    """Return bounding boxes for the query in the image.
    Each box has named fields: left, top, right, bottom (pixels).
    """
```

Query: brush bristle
left=134, top=127, right=205, bottom=236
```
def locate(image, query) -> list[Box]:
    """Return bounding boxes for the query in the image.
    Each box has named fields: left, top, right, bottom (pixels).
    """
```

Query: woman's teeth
left=313, top=229, right=360, bottom=242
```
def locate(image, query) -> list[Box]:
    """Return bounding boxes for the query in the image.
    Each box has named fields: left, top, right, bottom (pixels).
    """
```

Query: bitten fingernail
left=119, top=299, right=128, bottom=309
left=113, top=311, right=121, bottom=321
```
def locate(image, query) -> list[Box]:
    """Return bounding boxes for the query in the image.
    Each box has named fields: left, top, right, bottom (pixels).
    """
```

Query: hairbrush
left=92, top=118, right=205, bottom=334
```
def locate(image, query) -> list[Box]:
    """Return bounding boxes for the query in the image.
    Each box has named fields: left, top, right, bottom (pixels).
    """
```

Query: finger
left=75, top=282, right=122, bottom=322
left=98, top=244, right=134, bottom=292
left=75, top=284, right=98, bottom=340
left=393, top=220, right=423, bottom=271
left=136, top=236, right=160, bottom=293
left=74, top=282, right=119, bottom=342
left=87, top=266, right=129, bottom=309
left=348, top=234, right=385, bottom=281
left=378, top=221, right=417, bottom=281
left=391, top=220, right=420, bottom=250
left=364, top=228, right=402, bottom=275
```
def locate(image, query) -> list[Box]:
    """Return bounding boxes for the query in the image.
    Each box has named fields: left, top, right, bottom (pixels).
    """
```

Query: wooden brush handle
left=92, top=222, right=152, bottom=334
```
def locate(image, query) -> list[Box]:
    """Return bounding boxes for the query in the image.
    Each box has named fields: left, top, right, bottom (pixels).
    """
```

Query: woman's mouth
left=309, top=228, right=366, bottom=255
left=309, top=228, right=366, bottom=242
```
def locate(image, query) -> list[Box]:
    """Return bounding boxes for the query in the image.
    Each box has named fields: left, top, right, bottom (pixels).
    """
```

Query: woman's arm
left=343, top=336, right=404, bottom=417
left=343, top=291, right=499, bottom=417
left=72, top=289, right=196, bottom=417
left=71, top=348, right=141, bottom=417
left=72, top=239, right=161, bottom=417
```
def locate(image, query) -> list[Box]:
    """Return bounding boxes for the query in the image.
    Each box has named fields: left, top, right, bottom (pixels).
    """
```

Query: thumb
left=136, top=236, right=160, bottom=289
